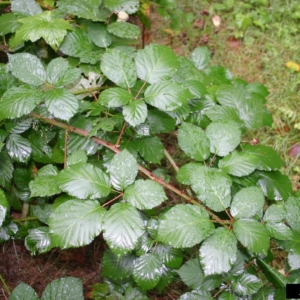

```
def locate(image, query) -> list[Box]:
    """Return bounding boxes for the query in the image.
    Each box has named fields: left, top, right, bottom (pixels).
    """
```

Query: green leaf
left=200, top=228, right=237, bottom=275
left=147, top=110, right=176, bottom=134
left=288, top=248, right=300, bottom=271
left=123, top=100, right=147, bottom=126
left=109, top=149, right=138, bottom=190
left=206, top=121, right=241, bottom=157
left=15, top=11, right=73, bottom=50
left=256, top=258, right=286, bottom=288
left=6, top=118, right=32, bottom=134
left=205, top=66, right=232, bottom=85
left=246, top=82, right=269, bottom=98
left=133, top=253, right=162, bottom=290
left=252, top=287, right=275, bottom=300
left=178, top=122, right=210, bottom=161
left=44, top=88, right=78, bottom=121
left=107, top=22, right=140, bottom=39
left=154, top=244, right=183, bottom=269
left=0, top=150, right=13, bottom=187
left=233, top=219, right=270, bottom=254
left=57, top=163, right=111, bottom=199
left=100, top=49, right=137, bottom=89
left=7, top=53, right=46, bottom=86
left=101, top=250, right=135, bottom=283
left=29, top=165, right=61, bottom=197
left=135, top=44, right=179, bottom=84
left=177, top=258, right=204, bottom=289
left=263, top=203, right=286, bottom=223
left=103, top=202, right=145, bottom=256
left=87, top=22, right=112, bottom=48
left=25, top=227, right=51, bottom=255
left=6, top=134, right=31, bottom=163
left=232, top=274, right=262, bottom=296
left=144, top=81, right=191, bottom=111
left=190, top=166, right=232, bottom=212
left=205, top=105, right=244, bottom=127
left=0, top=86, right=42, bottom=120
left=11, top=0, right=42, bottom=16
left=124, top=179, right=167, bottom=210
left=136, top=136, right=164, bottom=163
left=9, top=282, right=39, bottom=300
left=218, top=151, right=259, bottom=177
left=29, top=132, right=52, bottom=163
left=285, top=196, right=300, bottom=232
left=254, top=170, right=293, bottom=201
left=230, top=186, right=265, bottom=219
left=179, top=289, right=211, bottom=300
left=0, top=189, right=8, bottom=226
left=57, top=0, right=109, bottom=21
left=49, top=199, right=106, bottom=248
left=177, top=163, right=202, bottom=185
left=41, top=277, right=84, bottom=300
left=98, top=88, right=133, bottom=107
left=46, top=57, right=82, bottom=87
left=105, top=0, right=139, bottom=13
left=242, top=144, right=284, bottom=171
left=60, top=29, right=104, bottom=64
left=0, top=13, right=22, bottom=35
left=191, top=46, right=211, bottom=70
left=218, top=292, right=238, bottom=300
left=66, top=150, right=88, bottom=166
left=157, top=204, right=214, bottom=248
left=33, top=203, right=53, bottom=224
left=0, top=65, right=19, bottom=98
left=265, top=222, right=293, bottom=240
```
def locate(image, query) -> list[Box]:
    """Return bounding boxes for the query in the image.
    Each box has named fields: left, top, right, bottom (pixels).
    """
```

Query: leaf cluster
left=0, top=0, right=298, bottom=299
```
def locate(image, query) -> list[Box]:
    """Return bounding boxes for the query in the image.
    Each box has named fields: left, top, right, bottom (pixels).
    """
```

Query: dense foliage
left=0, top=0, right=299, bottom=299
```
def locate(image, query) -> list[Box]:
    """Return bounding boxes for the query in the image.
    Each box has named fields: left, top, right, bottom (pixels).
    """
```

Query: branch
left=30, top=113, right=228, bottom=226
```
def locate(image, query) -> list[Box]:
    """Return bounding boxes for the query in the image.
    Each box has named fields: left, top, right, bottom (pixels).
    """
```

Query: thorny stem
left=0, top=2, right=10, bottom=4
left=12, top=216, right=38, bottom=223
left=30, top=113, right=229, bottom=228
left=72, top=86, right=109, bottom=96
left=102, top=193, right=123, bottom=207
left=64, top=129, right=68, bottom=169
left=115, top=121, right=127, bottom=148
left=134, top=79, right=148, bottom=100
left=163, top=148, right=179, bottom=172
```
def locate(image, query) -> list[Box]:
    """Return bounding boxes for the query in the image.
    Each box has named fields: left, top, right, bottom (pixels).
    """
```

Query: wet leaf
left=133, top=253, right=162, bottom=290
left=263, top=203, right=286, bottom=223
left=230, top=186, right=265, bottom=219
left=285, top=196, right=300, bottom=233
left=179, top=289, right=211, bottom=300
left=103, top=202, right=145, bottom=256
left=191, top=46, right=211, bottom=70
left=200, top=228, right=237, bottom=275
left=288, top=248, right=300, bottom=271
left=49, top=199, right=106, bottom=248
left=0, top=13, right=22, bottom=35
left=123, top=100, right=147, bottom=126
left=98, top=87, right=133, bottom=107
left=25, top=227, right=51, bottom=255
left=206, top=121, right=241, bottom=157
left=57, top=163, right=111, bottom=199
left=108, top=149, right=138, bottom=190
left=105, top=0, right=139, bottom=13
left=135, top=44, right=179, bottom=84
left=177, top=162, right=202, bottom=185
left=41, top=277, right=84, bottom=300
left=136, top=136, right=164, bottom=164
left=0, top=86, right=42, bottom=120
left=157, top=204, right=214, bottom=248
left=231, top=274, right=262, bottom=296
left=102, top=250, right=135, bottom=284
left=124, top=179, right=167, bottom=210
left=153, top=244, right=183, bottom=269
left=9, top=282, right=39, bottom=300
left=242, top=144, right=284, bottom=171
left=11, top=0, right=42, bottom=16
left=178, top=122, right=210, bottom=161
left=0, top=189, right=8, bottom=226
left=101, top=49, right=137, bottom=89
left=107, top=22, right=140, bottom=39
left=147, top=110, right=176, bottom=134
left=45, top=88, right=78, bottom=121
left=190, top=166, right=232, bottom=212
left=218, top=151, right=259, bottom=177
left=15, top=11, right=73, bottom=50
left=233, top=219, right=270, bottom=255
left=6, top=134, right=31, bottom=163
left=0, top=150, right=13, bottom=187
left=144, top=81, right=191, bottom=111
left=87, top=22, right=112, bottom=48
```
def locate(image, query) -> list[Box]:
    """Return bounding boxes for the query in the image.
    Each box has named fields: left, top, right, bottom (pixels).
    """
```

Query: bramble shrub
left=1, top=0, right=300, bottom=299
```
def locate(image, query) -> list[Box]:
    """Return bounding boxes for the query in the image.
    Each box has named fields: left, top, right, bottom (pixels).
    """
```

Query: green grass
left=149, top=0, right=300, bottom=189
